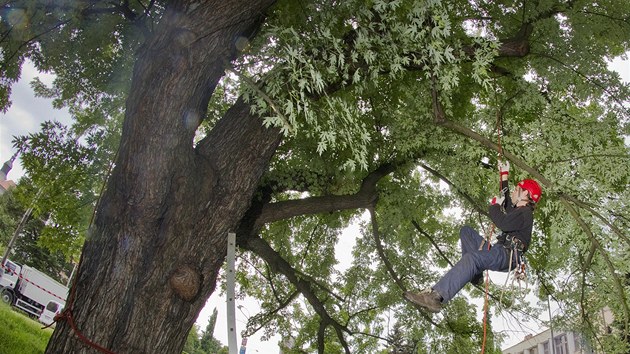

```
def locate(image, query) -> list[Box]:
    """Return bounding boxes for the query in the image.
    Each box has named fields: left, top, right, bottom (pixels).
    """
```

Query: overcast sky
left=0, top=61, right=72, bottom=179
left=0, top=57, right=628, bottom=352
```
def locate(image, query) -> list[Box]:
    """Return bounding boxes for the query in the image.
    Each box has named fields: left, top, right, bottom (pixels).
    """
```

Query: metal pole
left=67, top=260, right=78, bottom=287
left=1, top=188, right=42, bottom=267
left=227, top=232, right=237, bottom=354
left=1, top=206, right=33, bottom=267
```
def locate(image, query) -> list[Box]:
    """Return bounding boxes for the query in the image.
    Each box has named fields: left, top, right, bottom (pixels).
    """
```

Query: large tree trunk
left=46, top=1, right=278, bottom=353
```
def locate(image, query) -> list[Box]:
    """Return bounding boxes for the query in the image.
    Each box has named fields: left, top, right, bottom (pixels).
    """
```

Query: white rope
left=500, top=248, right=514, bottom=304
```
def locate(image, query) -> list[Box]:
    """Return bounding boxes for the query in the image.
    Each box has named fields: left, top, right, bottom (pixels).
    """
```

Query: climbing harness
left=499, top=235, right=529, bottom=304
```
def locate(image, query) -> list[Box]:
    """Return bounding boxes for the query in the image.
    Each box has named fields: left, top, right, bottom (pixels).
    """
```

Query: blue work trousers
left=433, top=226, right=513, bottom=303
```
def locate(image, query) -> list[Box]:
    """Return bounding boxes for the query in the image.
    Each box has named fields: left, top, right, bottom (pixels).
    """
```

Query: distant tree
left=0, top=190, right=19, bottom=250
left=182, top=324, right=204, bottom=354
left=200, top=308, right=225, bottom=353
left=0, top=190, right=72, bottom=281
left=13, top=121, right=114, bottom=260
left=383, top=321, right=416, bottom=354
left=182, top=310, right=228, bottom=354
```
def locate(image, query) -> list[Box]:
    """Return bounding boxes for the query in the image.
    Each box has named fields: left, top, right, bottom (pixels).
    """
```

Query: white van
left=39, top=300, right=63, bottom=326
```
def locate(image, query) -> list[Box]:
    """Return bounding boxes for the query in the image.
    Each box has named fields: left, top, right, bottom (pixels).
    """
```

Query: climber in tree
left=404, top=161, right=542, bottom=313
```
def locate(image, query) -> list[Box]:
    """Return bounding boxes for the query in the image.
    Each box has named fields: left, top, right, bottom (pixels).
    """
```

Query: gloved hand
left=498, top=160, right=510, bottom=175
left=491, top=195, right=505, bottom=205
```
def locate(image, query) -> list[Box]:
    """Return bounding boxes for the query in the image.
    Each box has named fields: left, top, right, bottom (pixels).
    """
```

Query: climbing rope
left=51, top=249, right=117, bottom=354
left=480, top=107, right=504, bottom=354
left=480, top=225, right=494, bottom=354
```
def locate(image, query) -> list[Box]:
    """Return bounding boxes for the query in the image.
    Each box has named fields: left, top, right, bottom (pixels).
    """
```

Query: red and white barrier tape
left=2, top=264, right=66, bottom=302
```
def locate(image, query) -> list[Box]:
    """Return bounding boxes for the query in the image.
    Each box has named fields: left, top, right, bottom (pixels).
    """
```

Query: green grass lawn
left=0, top=302, right=52, bottom=354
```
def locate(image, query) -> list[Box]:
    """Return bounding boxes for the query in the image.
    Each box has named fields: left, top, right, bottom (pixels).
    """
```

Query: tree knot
left=169, top=264, right=201, bottom=302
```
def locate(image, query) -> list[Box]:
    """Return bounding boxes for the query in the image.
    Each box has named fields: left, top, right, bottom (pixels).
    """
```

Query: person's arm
left=490, top=161, right=510, bottom=207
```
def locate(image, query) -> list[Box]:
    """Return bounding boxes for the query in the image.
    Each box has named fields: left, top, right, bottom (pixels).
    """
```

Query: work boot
left=404, top=289, right=443, bottom=313
left=471, top=273, right=484, bottom=286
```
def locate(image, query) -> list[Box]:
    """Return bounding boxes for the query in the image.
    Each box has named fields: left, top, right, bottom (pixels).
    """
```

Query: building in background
left=503, top=330, right=590, bottom=354
left=503, top=308, right=614, bottom=354
left=0, top=179, right=16, bottom=194
left=0, top=154, right=17, bottom=194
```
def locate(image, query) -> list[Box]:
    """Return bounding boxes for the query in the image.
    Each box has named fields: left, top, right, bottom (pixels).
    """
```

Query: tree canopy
left=1, top=0, right=629, bottom=353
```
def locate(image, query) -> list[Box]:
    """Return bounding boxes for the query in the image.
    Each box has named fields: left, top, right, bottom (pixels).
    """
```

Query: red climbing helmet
left=518, top=179, right=542, bottom=203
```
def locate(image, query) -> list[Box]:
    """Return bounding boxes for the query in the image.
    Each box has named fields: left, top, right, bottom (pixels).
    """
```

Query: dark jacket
left=488, top=179, right=534, bottom=251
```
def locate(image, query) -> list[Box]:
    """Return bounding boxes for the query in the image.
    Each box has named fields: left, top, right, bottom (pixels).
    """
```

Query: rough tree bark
left=46, top=1, right=278, bottom=353
left=40, top=0, right=559, bottom=352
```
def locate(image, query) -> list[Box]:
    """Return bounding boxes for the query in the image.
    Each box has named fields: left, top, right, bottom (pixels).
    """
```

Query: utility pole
left=0, top=152, right=42, bottom=268
left=1, top=206, right=34, bottom=267
left=0, top=153, right=20, bottom=267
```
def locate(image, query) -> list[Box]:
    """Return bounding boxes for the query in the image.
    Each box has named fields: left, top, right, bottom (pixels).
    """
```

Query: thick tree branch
left=254, top=163, right=396, bottom=227
left=240, top=234, right=352, bottom=349
left=369, top=207, right=405, bottom=290
left=317, top=320, right=326, bottom=354
left=333, top=325, right=351, bottom=354
left=235, top=162, right=405, bottom=348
